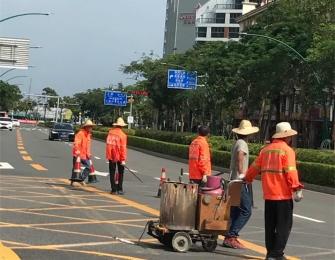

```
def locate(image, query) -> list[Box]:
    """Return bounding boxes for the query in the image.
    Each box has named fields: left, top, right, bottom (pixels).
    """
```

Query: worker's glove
left=121, top=161, right=126, bottom=166
left=201, top=175, right=208, bottom=183
left=294, top=189, right=303, bottom=202
left=237, top=173, right=246, bottom=180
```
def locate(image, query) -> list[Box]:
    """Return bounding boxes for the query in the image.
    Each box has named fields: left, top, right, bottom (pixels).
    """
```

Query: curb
left=128, top=146, right=335, bottom=195
left=0, top=242, right=20, bottom=260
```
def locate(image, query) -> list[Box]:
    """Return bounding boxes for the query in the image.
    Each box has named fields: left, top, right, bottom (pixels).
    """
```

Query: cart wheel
left=202, top=239, right=217, bottom=252
left=171, top=232, right=191, bottom=253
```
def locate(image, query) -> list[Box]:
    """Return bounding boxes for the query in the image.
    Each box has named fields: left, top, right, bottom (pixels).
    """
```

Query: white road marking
left=94, top=156, right=101, bottom=160
left=127, top=168, right=138, bottom=173
left=154, top=177, right=161, bottom=181
left=93, top=171, right=109, bottom=177
left=0, top=162, right=14, bottom=170
left=293, top=213, right=325, bottom=223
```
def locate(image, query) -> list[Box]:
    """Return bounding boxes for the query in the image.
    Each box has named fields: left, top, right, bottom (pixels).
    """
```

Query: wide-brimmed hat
left=82, top=119, right=95, bottom=128
left=272, top=122, right=297, bottom=139
left=232, top=120, right=259, bottom=136
left=113, top=117, right=127, bottom=127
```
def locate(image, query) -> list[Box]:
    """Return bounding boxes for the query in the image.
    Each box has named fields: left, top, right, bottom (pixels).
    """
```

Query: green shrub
left=126, top=136, right=334, bottom=188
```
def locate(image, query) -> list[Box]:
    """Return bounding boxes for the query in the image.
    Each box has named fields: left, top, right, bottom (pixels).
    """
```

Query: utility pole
left=128, top=95, right=134, bottom=129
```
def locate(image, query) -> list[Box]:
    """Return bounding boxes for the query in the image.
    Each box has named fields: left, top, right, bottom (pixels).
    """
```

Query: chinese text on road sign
left=167, top=69, right=197, bottom=89
left=104, top=91, right=127, bottom=106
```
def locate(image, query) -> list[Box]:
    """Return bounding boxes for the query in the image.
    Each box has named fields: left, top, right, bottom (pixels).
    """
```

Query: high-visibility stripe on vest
left=246, top=139, right=303, bottom=200
left=188, top=136, right=211, bottom=180
left=72, top=129, right=91, bottom=160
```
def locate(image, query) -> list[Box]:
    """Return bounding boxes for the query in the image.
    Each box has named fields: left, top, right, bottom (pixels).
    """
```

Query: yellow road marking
left=17, top=146, right=25, bottom=150
left=22, top=156, right=32, bottom=161
left=0, top=218, right=153, bottom=228
left=19, top=151, right=28, bottom=155
left=0, top=204, right=129, bottom=212
left=0, top=242, right=20, bottom=260
left=30, top=164, right=48, bottom=171
left=59, top=182, right=159, bottom=216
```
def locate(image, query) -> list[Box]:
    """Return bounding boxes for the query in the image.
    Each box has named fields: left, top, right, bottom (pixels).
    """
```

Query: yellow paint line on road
left=19, top=151, right=28, bottom=155
left=17, top=146, right=25, bottom=150
left=0, top=242, right=20, bottom=260
left=0, top=204, right=129, bottom=212
left=30, top=164, right=48, bottom=171
left=59, top=180, right=159, bottom=216
left=22, top=155, right=32, bottom=161
left=9, top=238, right=157, bottom=250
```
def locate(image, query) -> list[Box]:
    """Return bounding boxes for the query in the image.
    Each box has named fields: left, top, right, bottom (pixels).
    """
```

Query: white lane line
left=154, top=177, right=161, bottom=181
left=93, top=171, right=109, bottom=177
left=0, top=162, right=14, bottom=170
left=94, top=156, right=101, bottom=160
left=127, top=168, right=138, bottom=173
left=293, top=213, right=325, bottom=223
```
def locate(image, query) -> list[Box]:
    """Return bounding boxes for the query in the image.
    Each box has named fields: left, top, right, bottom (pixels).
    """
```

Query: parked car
left=0, top=117, right=13, bottom=131
left=49, top=123, right=75, bottom=141
left=11, top=119, right=20, bottom=127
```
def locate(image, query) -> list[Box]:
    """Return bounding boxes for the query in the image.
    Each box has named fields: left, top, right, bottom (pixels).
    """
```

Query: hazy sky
left=0, top=0, right=166, bottom=96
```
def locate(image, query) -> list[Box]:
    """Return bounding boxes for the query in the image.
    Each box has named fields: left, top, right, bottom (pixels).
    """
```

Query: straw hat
left=82, top=119, right=95, bottom=128
left=272, top=122, right=297, bottom=139
left=232, top=120, right=259, bottom=136
left=113, top=117, right=127, bottom=127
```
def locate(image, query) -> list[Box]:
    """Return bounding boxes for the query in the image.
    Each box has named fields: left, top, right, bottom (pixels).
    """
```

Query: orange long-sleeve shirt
left=189, top=136, right=212, bottom=180
left=106, top=128, right=127, bottom=162
left=245, top=139, right=303, bottom=200
left=72, top=129, right=91, bottom=160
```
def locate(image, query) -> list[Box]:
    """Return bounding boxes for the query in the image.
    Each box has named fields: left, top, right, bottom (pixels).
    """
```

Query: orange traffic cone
left=89, top=160, right=95, bottom=175
left=157, top=168, right=167, bottom=198
left=74, top=156, right=81, bottom=173
left=88, top=160, right=98, bottom=183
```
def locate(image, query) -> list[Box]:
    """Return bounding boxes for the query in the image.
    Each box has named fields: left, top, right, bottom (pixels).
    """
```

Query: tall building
left=163, top=0, right=208, bottom=56
left=195, top=0, right=244, bottom=42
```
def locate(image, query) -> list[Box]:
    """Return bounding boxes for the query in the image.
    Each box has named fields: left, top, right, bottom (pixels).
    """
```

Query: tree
left=0, top=81, right=22, bottom=111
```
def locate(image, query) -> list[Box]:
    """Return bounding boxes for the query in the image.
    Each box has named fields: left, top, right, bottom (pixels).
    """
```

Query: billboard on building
left=0, top=37, right=30, bottom=69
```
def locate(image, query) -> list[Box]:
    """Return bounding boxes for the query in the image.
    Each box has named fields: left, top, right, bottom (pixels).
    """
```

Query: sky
left=0, top=0, right=166, bottom=96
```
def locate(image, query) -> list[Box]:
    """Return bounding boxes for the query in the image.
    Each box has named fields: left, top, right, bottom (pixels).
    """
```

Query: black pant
left=265, top=199, right=293, bottom=258
left=109, top=161, right=124, bottom=192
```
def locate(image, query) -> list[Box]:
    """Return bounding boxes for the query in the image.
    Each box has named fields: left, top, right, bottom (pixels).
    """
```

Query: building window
left=211, top=27, right=225, bottom=38
left=230, top=13, right=242, bottom=24
left=197, top=27, right=207, bottom=38
left=229, top=27, right=239, bottom=38
left=215, top=13, right=225, bottom=23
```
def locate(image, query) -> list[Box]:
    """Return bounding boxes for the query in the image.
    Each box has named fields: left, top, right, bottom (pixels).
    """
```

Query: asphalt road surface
left=0, top=125, right=334, bottom=260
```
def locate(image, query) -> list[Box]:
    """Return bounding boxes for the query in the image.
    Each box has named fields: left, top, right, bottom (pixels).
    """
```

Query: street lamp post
left=0, top=66, right=35, bottom=78
left=5, top=76, right=28, bottom=82
left=160, top=62, right=186, bottom=70
left=0, top=12, right=51, bottom=23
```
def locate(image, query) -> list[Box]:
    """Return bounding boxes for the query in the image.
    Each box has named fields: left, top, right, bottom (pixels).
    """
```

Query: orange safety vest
left=72, top=129, right=91, bottom=160
left=106, top=128, right=127, bottom=162
left=245, top=139, right=303, bottom=200
left=189, top=136, right=212, bottom=180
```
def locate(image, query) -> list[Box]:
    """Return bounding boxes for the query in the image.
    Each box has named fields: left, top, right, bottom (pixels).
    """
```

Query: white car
left=11, top=119, right=20, bottom=127
left=0, top=117, right=13, bottom=131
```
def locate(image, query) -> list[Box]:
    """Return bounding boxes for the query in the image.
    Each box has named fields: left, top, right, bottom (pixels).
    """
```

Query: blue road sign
left=104, top=91, right=127, bottom=106
left=167, top=69, right=197, bottom=89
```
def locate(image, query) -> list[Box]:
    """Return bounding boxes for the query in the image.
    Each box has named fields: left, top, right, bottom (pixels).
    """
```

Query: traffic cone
left=157, top=168, right=167, bottom=198
left=88, top=160, right=98, bottom=183
left=74, top=156, right=81, bottom=174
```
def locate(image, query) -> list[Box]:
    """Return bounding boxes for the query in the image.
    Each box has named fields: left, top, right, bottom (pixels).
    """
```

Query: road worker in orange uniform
left=243, top=122, right=304, bottom=260
left=189, top=125, right=211, bottom=184
left=71, top=119, right=97, bottom=184
left=106, top=117, right=128, bottom=195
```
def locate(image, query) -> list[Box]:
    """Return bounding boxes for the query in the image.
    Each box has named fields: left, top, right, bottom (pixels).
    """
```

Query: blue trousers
left=71, top=157, right=90, bottom=181
left=227, top=184, right=252, bottom=237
